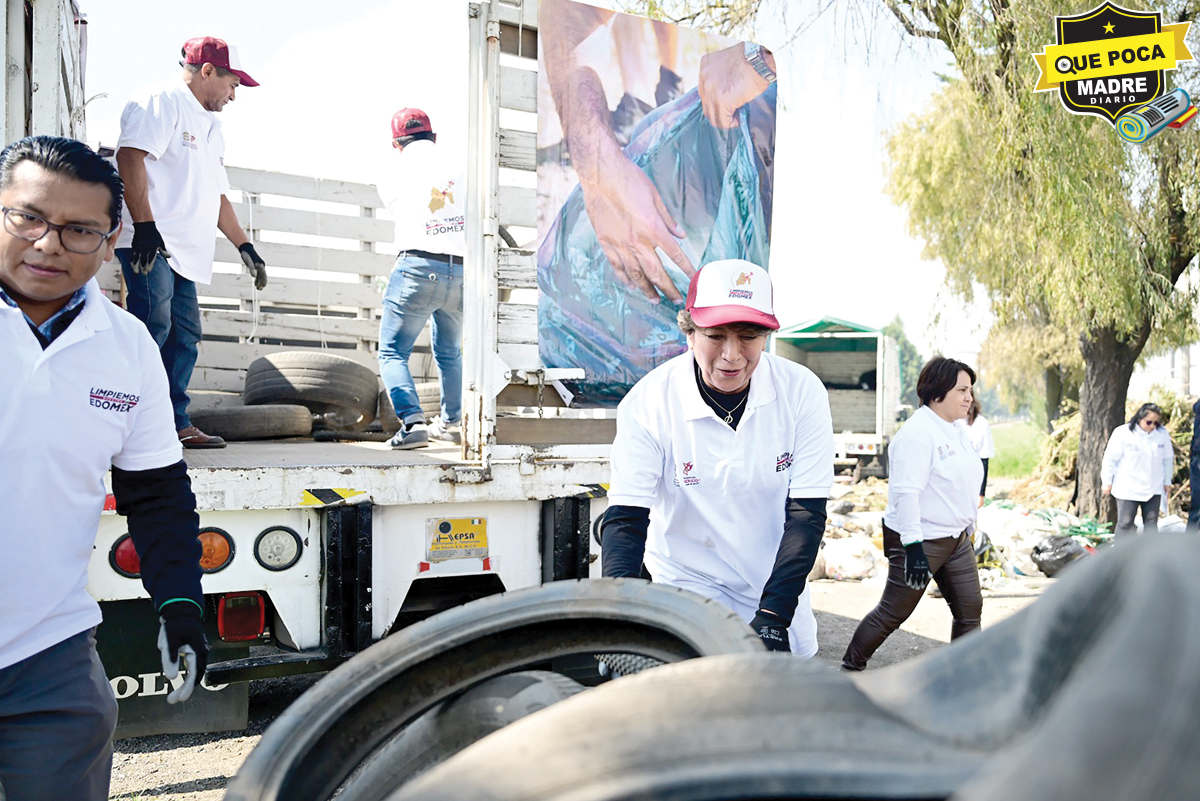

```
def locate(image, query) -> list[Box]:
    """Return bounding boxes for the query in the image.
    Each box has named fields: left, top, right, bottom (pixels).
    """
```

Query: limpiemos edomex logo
left=1033, top=3, right=1194, bottom=142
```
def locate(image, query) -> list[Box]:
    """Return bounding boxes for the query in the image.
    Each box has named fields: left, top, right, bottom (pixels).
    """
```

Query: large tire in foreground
left=337, top=671, right=584, bottom=801
left=388, top=654, right=983, bottom=801
left=243, top=351, right=379, bottom=431
left=189, top=405, right=313, bottom=441
left=225, top=579, right=763, bottom=801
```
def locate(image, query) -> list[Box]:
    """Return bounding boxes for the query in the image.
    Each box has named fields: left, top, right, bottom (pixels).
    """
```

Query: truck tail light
left=198, top=527, right=235, bottom=573
left=254, top=526, right=302, bottom=571
left=217, top=592, right=266, bottom=642
left=110, top=534, right=141, bottom=578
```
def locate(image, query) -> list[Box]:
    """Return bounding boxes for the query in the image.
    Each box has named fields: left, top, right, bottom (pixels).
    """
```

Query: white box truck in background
left=772, top=317, right=903, bottom=479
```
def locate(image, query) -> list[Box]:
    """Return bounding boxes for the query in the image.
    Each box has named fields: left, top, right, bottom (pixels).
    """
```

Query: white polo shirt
left=115, top=80, right=231, bottom=284
left=0, top=279, right=181, bottom=669
left=377, top=139, right=466, bottom=257
left=884, top=406, right=983, bottom=545
left=1102, top=423, right=1173, bottom=502
left=608, top=351, right=834, bottom=657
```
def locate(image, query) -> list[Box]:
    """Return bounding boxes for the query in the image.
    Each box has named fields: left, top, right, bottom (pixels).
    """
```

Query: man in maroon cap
left=114, top=36, right=267, bottom=449
left=376, top=108, right=465, bottom=450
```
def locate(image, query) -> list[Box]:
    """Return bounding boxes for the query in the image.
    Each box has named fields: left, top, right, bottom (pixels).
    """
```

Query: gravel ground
left=107, top=575, right=1050, bottom=801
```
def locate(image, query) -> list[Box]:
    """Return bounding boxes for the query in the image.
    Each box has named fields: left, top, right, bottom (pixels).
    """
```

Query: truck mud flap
left=225, top=579, right=763, bottom=801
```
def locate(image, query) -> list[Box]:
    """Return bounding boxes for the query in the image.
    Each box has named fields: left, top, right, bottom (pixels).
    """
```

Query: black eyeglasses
left=1, top=206, right=118, bottom=254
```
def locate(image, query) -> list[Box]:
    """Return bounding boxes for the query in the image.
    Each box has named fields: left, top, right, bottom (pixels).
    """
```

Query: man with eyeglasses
left=114, top=36, right=266, bottom=449
left=0, top=136, right=207, bottom=800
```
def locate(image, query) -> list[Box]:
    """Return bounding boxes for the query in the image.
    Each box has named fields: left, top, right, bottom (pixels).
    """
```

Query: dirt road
left=108, top=575, right=1050, bottom=801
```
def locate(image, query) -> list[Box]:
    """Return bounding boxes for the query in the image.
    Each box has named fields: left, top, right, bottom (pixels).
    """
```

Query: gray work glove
left=903, top=541, right=931, bottom=591
left=157, top=602, right=209, bottom=704
left=239, top=242, right=268, bottom=290
left=130, top=221, right=170, bottom=275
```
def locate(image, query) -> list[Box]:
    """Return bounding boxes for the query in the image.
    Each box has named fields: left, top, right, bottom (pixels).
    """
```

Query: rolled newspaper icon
left=1116, top=88, right=1192, bottom=143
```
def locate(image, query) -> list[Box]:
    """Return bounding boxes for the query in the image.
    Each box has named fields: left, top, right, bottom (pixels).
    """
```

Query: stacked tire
left=242, top=351, right=381, bottom=433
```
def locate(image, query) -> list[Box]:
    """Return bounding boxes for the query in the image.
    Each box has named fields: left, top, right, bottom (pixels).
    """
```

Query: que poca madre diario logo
left=1033, top=2, right=1194, bottom=142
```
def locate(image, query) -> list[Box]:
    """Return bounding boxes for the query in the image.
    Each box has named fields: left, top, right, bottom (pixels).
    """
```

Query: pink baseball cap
left=685, top=259, right=779, bottom=330
left=181, top=37, right=259, bottom=87
left=391, top=108, right=434, bottom=140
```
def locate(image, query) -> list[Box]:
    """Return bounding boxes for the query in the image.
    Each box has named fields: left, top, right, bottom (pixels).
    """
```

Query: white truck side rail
left=2, top=0, right=86, bottom=142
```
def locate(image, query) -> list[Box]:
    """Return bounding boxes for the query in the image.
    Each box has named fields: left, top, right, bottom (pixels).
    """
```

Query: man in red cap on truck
left=114, top=36, right=268, bottom=449
left=376, top=108, right=466, bottom=449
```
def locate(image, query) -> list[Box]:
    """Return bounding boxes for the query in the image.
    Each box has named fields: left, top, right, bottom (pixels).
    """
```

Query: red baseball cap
left=391, top=108, right=434, bottom=140
left=685, top=259, right=780, bottom=330
left=181, top=37, right=259, bottom=87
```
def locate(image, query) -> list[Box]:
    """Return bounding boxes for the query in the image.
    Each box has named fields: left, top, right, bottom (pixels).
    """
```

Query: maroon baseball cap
left=685, top=259, right=780, bottom=330
left=391, top=108, right=434, bottom=140
left=181, top=37, right=259, bottom=87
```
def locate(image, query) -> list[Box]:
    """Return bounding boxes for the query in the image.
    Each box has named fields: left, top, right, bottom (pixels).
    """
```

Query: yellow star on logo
left=1104, top=22, right=1115, bottom=33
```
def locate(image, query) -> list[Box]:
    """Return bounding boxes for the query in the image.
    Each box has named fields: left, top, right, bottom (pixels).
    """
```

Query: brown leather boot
left=178, top=425, right=226, bottom=449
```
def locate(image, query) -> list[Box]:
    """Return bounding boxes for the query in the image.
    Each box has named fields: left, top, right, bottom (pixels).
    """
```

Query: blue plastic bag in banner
left=538, top=83, right=777, bottom=406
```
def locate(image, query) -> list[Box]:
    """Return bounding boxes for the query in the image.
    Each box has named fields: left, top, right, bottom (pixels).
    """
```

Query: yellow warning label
left=427, top=517, right=488, bottom=562
left=299, top=488, right=366, bottom=506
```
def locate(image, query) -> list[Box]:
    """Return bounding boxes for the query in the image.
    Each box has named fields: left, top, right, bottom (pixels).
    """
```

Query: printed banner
left=536, top=0, right=777, bottom=405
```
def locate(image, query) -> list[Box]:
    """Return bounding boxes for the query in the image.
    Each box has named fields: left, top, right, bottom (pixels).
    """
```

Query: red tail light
left=110, top=535, right=141, bottom=578
left=217, top=592, right=266, bottom=642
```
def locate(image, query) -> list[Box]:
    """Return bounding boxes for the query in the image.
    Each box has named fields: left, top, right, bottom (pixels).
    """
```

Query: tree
left=882, top=315, right=923, bottom=407
left=882, top=0, right=1200, bottom=519
left=620, top=0, right=761, bottom=35
left=978, top=305, right=1082, bottom=432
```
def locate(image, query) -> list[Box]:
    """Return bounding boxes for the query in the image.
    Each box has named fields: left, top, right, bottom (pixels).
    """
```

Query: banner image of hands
left=537, top=0, right=777, bottom=405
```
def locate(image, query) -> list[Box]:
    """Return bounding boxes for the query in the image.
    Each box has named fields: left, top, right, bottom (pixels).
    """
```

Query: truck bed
left=173, top=439, right=609, bottom=510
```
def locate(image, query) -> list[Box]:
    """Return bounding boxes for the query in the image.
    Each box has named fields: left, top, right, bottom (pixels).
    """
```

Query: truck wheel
left=225, top=579, right=763, bottom=801
left=337, top=671, right=584, bottom=801
left=243, top=351, right=379, bottom=432
left=189, top=405, right=313, bottom=441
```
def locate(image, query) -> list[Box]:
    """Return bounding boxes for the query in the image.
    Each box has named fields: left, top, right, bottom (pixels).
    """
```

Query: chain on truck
left=6, top=0, right=610, bottom=736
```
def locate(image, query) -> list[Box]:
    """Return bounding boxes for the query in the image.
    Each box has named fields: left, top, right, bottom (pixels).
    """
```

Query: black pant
left=842, top=525, right=982, bottom=670
left=1115, top=496, right=1160, bottom=538
left=1188, top=450, right=1200, bottom=534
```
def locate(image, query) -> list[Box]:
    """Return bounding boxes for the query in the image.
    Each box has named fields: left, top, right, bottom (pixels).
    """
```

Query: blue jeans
left=379, top=255, right=463, bottom=426
left=116, top=249, right=201, bottom=431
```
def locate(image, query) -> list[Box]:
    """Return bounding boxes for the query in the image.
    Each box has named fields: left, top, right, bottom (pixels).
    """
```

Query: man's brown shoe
left=178, top=425, right=226, bottom=449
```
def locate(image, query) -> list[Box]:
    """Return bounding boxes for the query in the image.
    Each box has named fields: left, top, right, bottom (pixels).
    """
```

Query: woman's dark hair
left=967, top=397, right=981, bottom=425
left=0, top=136, right=124, bottom=227
left=395, top=131, right=436, bottom=148
left=916, top=355, right=976, bottom=406
left=676, top=308, right=771, bottom=337
left=1129, top=402, right=1164, bottom=431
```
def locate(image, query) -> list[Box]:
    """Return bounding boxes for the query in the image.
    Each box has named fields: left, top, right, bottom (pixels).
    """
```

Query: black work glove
left=750, top=611, right=791, bottom=653
left=239, top=242, right=268, bottom=290
left=157, top=602, right=208, bottom=704
left=130, top=221, right=170, bottom=275
left=903, top=541, right=931, bottom=591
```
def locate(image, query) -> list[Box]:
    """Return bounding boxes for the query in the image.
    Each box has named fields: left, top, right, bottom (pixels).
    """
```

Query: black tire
left=189, top=405, right=313, bottom=441
left=337, top=671, right=584, bottom=801
left=388, top=654, right=982, bottom=801
left=225, top=579, right=763, bottom=801
left=377, top=383, right=440, bottom=432
left=243, top=351, right=379, bottom=431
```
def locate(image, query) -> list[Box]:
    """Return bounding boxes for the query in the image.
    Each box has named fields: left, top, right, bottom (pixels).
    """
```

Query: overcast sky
left=81, top=0, right=987, bottom=361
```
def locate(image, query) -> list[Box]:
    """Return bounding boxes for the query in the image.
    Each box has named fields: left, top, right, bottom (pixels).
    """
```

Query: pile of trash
left=811, top=482, right=1185, bottom=587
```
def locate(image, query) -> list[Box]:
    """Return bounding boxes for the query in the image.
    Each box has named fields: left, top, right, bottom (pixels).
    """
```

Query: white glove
left=157, top=621, right=199, bottom=705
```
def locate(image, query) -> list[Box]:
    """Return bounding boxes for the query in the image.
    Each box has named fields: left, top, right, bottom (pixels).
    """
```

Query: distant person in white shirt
left=842, top=356, right=984, bottom=671
left=603, top=260, right=834, bottom=656
left=377, top=108, right=464, bottom=450
left=1102, top=403, right=1173, bottom=538
left=114, top=36, right=267, bottom=449
left=960, top=398, right=995, bottom=507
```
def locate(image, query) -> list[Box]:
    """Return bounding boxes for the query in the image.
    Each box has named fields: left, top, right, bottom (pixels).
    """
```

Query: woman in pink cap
left=603, top=259, right=835, bottom=657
